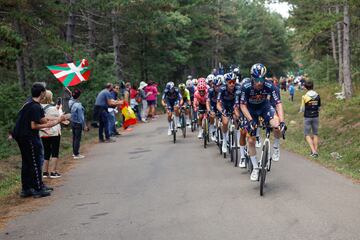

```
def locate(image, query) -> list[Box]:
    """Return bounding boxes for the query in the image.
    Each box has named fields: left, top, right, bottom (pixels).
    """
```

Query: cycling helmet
left=197, top=81, right=207, bottom=91
left=186, top=79, right=193, bottom=88
left=214, top=75, right=223, bottom=86
left=250, top=63, right=267, bottom=79
left=187, top=75, right=192, bottom=80
left=206, top=74, right=215, bottom=83
left=198, top=77, right=206, bottom=85
left=224, top=72, right=236, bottom=82
left=192, top=78, right=198, bottom=86
left=166, top=81, right=175, bottom=90
left=178, top=83, right=186, bottom=91
left=233, top=67, right=241, bottom=76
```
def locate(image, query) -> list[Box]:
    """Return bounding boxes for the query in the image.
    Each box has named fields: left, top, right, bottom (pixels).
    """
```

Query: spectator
left=108, top=84, right=121, bottom=137
left=69, top=89, right=88, bottom=159
left=124, top=82, right=131, bottom=103
left=40, top=90, right=62, bottom=179
left=94, top=83, right=122, bottom=143
left=138, top=81, right=148, bottom=122
left=130, top=83, right=141, bottom=121
left=288, top=81, right=295, bottom=102
left=300, top=80, right=321, bottom=158
left=145, top=81, right=158, bottom=120
left=13, top=83, right=69, bottom=198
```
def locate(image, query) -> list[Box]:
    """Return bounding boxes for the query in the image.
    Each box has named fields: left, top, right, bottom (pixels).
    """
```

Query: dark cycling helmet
left=224, top=72, right=236, bottom=82
left=250, top=63, right=267, bottom=79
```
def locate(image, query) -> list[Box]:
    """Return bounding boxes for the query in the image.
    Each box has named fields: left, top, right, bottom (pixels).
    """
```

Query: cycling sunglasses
left=253, top=77, right=265, bottom=83
left=227, top=80, right=236, bottom=85
left=199, top=90, right=206, bottom=94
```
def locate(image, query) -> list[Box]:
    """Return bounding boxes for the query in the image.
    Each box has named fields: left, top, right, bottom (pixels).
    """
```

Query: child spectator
left=288, top=81, right=295, bottom=102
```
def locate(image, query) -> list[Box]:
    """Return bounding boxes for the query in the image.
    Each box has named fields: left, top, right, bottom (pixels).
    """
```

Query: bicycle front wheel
left=260, top=140, right=269, bottom=196
left=203, top=119, right=208, bottom=149
left=181, top=114, right=186, bottom=138
left=172, top=119, right=176, bottom=144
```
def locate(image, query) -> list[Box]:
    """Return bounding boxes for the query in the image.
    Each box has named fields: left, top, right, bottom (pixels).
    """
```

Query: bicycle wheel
left=203, top=118, right=208, bottom=149
left=233, top=131, right=238, bottom=167
left=260, top=140, right=269, bottom=196
left=172, top=119, right=176, bottom=144
left=217, top=127, right=222, bottom=155
left=181, top=114, right=186, bottom=138
left=230, top=131, right=234, bottom=163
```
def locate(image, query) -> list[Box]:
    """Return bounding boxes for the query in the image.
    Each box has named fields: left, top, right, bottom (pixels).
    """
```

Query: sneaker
left=42, top=185, right=54, bottom=192
left=222, top=140, right=227, bottom=154
left=250, top=169, right=259, bottom=181
left=198, top=129, right=203, bottom=139
left=210, top=132, right=216, bottom=142
left=186, top=120, right=190, bottom=126
left=73, top=154, right=85, bottom=159
left=20, top=188, right=35, bottom=198
left=104, top=138, right=116, bottom=143
left=32, top=189, right=51, bottom=198
left=177, top=123, right=182, bottom=128
left=168, top=128, right=172, bottom=136
left=43, top=172, right=49, bottom=178
left=49, top=172, right=61, bottom=179
left=256, top=137, right=261, bottom=148
left=238, top=157, right=246, bottom=168
left=272, top=147, right=280, bottom=162
left=311, top=152, right=319, bottom=158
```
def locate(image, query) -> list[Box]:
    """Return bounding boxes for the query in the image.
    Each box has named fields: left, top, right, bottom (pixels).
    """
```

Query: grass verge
left=281, top=81, right=360, bottom=181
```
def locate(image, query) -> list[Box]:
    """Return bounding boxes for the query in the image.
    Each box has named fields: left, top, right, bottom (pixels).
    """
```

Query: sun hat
left=138, top=81, right=148, bottom=90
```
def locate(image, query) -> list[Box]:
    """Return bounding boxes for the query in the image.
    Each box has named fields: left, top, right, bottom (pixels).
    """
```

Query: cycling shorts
left=166, top=99, right=180, bottom=112
left=246, top=103, right=275, bottom=136
left=198, top=103, right=207, bottom=114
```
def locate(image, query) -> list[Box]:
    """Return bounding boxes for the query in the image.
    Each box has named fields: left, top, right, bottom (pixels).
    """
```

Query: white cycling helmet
left=206, top=74, right=215, bottom=84
left=186, top=79, right=193, bottom=87
left=192, top=78, right=198, bottom=86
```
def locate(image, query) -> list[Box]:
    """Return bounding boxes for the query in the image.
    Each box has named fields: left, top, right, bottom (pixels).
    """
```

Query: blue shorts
left=147, top=100, right=156, bottom=106
left=246, top=103, right=275, bottom=135
left=221, top=101, right=235, bottom=116
left=166, top=99, right=179, bottom=112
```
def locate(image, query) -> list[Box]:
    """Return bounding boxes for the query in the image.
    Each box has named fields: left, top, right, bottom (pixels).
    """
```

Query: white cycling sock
left=223, top=131, right=228, bottom=141
left=240, top=145, right=245, bottom=158
left=168, top=121, right=172, bottom=129
left=251, top=156, right=259, bottom=169
left=209, top=124, right=215, bottom=133
left=256, top=128, right=260, bottom=138
left=236, top=130, right=240, bottom=146
left=274, top=137, right=280, bottom=148
left=177, top=116, right=180, bottom=124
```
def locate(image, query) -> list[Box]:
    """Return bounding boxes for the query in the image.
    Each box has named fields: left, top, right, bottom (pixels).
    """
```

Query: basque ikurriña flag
left=47, top=59, right=90, bottom=87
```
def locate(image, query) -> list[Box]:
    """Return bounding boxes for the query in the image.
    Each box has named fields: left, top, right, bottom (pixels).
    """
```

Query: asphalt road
left=2, top=116, right=360, bottom=240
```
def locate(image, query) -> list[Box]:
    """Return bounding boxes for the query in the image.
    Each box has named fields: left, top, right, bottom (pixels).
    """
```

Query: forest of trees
left=0, top=0, right=359, bottom=157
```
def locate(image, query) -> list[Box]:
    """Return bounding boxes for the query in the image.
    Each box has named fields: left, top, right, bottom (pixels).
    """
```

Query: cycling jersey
left=179, top=89, right=191, bottom=102
left=239, top=78, right=281, bottom=110
left=162, top=88, right=182, bottom=111
left=193, top=90, right=208, bottom=112
left=208, top=87, right=219, bottom=111
left=269, top=85, right=281, bottom=108
left=217, top=84, right=241, bottom=114
left=187, top=86, right=195, bottom=101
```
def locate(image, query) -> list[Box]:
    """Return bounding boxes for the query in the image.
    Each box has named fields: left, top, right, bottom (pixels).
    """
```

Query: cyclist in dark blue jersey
left=161, top=82, right=183, bottom=136
left=240, top=64, right=286, bottom=181
left=217, top=73, right=241, bottom=154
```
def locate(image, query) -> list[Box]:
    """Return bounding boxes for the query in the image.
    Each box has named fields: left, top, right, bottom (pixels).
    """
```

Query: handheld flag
left=47, top=59, right=90, bottom=87
left=119, top=101, right=137, bottom=129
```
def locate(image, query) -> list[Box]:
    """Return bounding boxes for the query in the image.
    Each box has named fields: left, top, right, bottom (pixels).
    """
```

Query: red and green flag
left=47, top=59, right=90, bottom=87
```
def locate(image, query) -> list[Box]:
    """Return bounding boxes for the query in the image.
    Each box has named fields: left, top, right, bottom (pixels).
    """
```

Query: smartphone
left=57, top=97, right=62, bottom=106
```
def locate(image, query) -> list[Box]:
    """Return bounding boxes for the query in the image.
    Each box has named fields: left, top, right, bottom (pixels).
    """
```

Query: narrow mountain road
left=2, top=116, right=360, bottom=240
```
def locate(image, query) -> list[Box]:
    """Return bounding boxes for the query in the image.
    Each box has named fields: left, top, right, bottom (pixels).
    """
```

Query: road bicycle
left=258, top=123, right=286, bottom=196
left=216, top=117, right=226, bottom=158
left=179, top=106, right=187, bottom=138
left=190, top=105, right=198, bottom=132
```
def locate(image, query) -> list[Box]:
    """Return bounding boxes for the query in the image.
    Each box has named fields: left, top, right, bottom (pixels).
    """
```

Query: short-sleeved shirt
left=217, top=84, right=241, bottom=106
left=95, top=89, right=112, bottom=107
left=240, top=78, right=281, bottom=110
left=14, top=99, right=45, bottom=139
left=162, top=88, right=182, bottom=102
left=180, top=89, right=191, bottom=102
left=208, top=87, right=218, bottom=106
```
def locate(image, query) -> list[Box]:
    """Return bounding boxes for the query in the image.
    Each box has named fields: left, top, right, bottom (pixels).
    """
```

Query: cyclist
left=179, top=83, right=191, bottom=126
left=206, top=74, right=215, bottom=88
left=239, top=63, right=286, bottom=181
left=192, top=78, right=198, bottom=88
left=161, top=82, right=183, bottom=136
left=186, top=79, right=196, bottom=128
left=193, top=78, right=209, bottom=139
left=217, top=73, right=241, bottom=154
left=232, top=67, right=242, bottom=84
left=207, top=76, right=222, bottom=141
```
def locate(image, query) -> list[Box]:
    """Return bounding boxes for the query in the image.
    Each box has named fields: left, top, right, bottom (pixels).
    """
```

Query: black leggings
left=41, top=135, right=61, bottom=160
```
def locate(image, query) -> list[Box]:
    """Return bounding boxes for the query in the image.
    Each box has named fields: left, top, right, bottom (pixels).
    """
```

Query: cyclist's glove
left=249, top=120, right=257, bottom=130
left=279, top=122, right=287, bottom=132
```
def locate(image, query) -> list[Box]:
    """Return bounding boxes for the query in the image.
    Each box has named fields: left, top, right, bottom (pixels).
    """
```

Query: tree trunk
left=66, top=0, right=76, bottom=45
left=14, top=19, right=26, bottom=90
left=330, top=7, right=337, bottom=65
left=343, top=2, right=352, bottom=98
left=336, top=5, right=343, bottom=88
left=111, top=9, right=123, bottom=82
left=87, top=11, right=96, bottom=59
